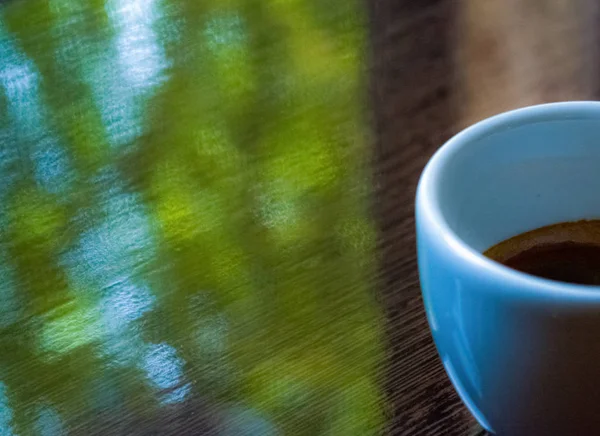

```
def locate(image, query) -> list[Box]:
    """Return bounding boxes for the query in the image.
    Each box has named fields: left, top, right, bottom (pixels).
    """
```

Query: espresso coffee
left=484, top=220, right=600, bottom=285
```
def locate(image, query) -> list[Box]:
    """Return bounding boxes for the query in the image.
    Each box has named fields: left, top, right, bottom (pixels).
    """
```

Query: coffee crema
left=484, top=220, right=600, bottom=285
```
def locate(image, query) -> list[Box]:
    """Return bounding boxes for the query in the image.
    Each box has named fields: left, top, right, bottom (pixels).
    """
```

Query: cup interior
left=433, top=104, right=600, bottom=253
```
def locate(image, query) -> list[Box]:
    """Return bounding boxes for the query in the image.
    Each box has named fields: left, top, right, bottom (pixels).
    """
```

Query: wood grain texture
left=370, top=1, right=480, bottom=435
left=370, top=0, right=600, bottom=434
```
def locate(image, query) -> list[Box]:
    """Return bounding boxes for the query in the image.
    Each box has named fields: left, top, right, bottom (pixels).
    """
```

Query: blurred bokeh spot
left=0, top=0, right=383, bottom=434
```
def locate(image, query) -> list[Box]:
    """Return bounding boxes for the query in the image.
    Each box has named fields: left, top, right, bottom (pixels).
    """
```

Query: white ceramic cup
left=416, top=102, right=600, bottom=435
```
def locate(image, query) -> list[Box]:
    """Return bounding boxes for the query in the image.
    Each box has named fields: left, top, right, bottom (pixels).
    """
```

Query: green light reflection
left=0, top=0, right=382, bottom=433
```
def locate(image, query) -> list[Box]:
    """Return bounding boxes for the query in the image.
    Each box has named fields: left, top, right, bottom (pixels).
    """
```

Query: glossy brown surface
left=500, top=241, right=600, bottom=285
left=486, top=220, right=600, bottom=285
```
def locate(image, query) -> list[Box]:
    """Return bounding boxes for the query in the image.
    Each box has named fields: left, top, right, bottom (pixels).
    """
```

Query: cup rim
left=417, top=101, right=600, bottom=302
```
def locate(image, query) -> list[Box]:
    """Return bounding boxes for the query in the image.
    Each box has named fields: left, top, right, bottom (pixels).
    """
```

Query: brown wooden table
left=370, top=0, right=599, bottom=434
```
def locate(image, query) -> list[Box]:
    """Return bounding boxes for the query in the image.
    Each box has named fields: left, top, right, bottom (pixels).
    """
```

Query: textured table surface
left=371, top=0, right=599, bottom=434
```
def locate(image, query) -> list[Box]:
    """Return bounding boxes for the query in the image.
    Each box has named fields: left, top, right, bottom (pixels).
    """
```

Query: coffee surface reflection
left=485, top=220, right=600, bottom=285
